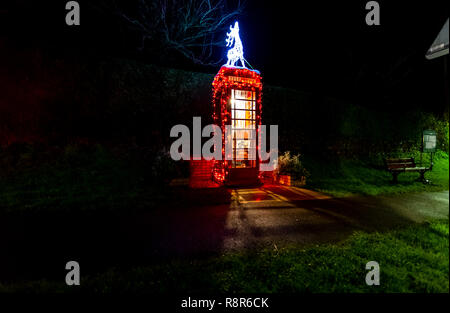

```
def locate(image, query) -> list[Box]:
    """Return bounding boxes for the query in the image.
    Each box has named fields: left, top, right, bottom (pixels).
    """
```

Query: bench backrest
left=385, top=157, right=416, bottom=170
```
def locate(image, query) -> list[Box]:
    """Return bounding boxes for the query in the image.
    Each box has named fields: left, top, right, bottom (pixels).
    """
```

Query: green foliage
left=334, top=106, right=450, bottom=157
left=419, top=113, right=449, bottom=153
left=1, top=53, right=448, bottom=159
left=263, top=83, right=449, bottom=157
left=2, top=220, right=448, bottom=293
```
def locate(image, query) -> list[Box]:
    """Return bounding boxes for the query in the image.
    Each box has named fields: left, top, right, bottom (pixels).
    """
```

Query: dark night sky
left=241, top=1, right=448, bottom=111
left=1, top=0, right=448, bottom=113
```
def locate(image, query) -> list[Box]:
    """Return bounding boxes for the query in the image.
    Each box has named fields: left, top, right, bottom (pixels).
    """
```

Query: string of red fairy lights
left=211, top=66, right=263, bottom=183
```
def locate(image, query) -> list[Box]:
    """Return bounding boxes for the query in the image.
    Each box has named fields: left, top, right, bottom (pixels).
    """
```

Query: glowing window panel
left=231, top=89, right=256, bottom=168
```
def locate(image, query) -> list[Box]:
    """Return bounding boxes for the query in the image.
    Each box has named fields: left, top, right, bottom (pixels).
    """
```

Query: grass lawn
left=1, top=144, right=448, bottom=293
left=303, top=151, right=449, bottom=197
left=1, top=220, right=448, bottom=293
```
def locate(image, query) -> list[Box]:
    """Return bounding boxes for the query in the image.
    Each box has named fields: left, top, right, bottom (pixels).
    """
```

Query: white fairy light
left=225, top=21, right=246, bottom=68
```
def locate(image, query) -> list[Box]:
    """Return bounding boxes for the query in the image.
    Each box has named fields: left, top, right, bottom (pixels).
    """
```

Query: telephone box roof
left=213, top=66, right=262, bottom=88
left=217, top=66, right=261, bottom=76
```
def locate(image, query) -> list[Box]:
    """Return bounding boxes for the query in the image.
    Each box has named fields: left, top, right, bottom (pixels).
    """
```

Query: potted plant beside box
left=276, top=151, right=309, bottom=186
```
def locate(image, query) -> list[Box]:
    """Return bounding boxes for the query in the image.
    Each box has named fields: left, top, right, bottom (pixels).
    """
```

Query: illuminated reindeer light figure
left=225, top=21, right=246, bottom=68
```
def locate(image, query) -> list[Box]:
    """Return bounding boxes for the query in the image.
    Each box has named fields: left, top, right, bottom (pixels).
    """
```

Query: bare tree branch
left=116, top=0, right=245, bottom=65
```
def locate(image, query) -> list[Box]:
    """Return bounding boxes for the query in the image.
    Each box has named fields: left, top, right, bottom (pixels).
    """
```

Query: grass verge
left=1, top=220, right=448, bottom=293
left=303, top=151, right=449, bottom=197
left=0, top=144, right=171, bottom=214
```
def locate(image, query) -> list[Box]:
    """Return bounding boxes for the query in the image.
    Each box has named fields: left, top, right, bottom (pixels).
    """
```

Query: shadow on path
left=1, top=185, right=448, bottom=282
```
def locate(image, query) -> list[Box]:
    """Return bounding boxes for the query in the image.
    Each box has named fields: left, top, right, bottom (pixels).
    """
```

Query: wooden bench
left=384, top=157, right=432, bottom=183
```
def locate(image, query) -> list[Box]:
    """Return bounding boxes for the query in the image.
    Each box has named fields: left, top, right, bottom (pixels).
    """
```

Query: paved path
left=221, top=186, right=449, bottom=251
left=1, top=186, right=448, bottom=280
left=127, top=186, right=449, bottom=257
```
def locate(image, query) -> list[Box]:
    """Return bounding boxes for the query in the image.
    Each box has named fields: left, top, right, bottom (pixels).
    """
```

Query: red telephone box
left=212, top=66, right=263, bottom=186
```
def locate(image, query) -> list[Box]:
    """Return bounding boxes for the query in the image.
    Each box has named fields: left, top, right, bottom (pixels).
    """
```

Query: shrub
left=151, top=149, right=181, bottom=184
left=277, top=151, right=310, bottom=180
